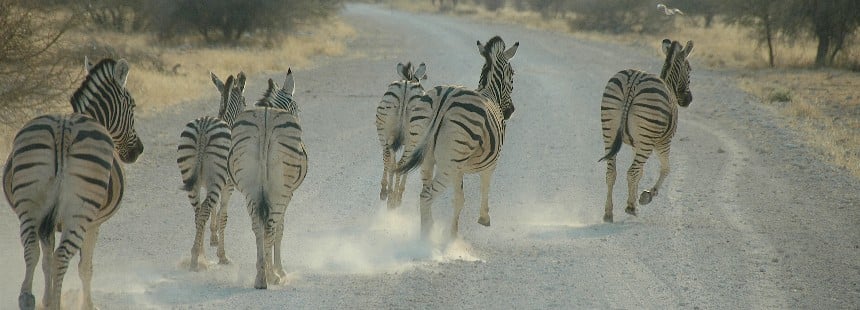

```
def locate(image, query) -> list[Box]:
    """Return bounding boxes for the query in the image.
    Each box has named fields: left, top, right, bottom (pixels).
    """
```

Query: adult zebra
left=599, top=39, right=694, bottom=223
left=3, top=58, right=145, bottom=310
left=398, top=36, right=518, bottom=239
left=229, top=69, right=307, bottom=289
left=177, top=72, right=246, bottom=271
left=376, top=62, right=430, bottom=209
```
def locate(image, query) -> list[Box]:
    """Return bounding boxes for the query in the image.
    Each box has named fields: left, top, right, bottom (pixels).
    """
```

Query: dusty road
left=1, top=3, right=858, bottom=309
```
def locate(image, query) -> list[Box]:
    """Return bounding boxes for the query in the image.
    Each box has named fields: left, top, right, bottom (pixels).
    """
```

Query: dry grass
left=0, top=19, right=354, bottom=160
left=393, top=0, right=860, bottom=178
left=111, top=20, right=356, bottom=116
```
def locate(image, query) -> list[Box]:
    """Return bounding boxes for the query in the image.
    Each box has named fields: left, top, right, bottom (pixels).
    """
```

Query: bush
left=568, top=0, right=674, bottom=34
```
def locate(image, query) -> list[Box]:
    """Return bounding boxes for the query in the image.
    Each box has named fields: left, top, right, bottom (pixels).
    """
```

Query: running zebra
left=229, top=69, right=307, bottom=289
left=376, top=62, right=430, bottom=209
left=177, top=72, right=246, bottom=271
left=599, top=39, right=694, bottom=222
left=397, top=36, right=518, bottom=239
left=3, top=57, right=145, bottom=310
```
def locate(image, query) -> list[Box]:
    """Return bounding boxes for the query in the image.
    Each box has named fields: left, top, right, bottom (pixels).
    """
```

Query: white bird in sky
left=657, top=3, right=684, bottom=15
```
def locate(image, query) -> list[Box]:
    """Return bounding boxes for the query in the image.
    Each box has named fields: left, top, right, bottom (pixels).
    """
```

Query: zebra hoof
left=254, top=275, right=267, bottom=289
left=380, top=190, right=388, bottom=201
left=477, top=216, right=491, bottom=227
left=209, top=238, right=218, bottom=247
left=218, top=257, right=232, bottom=265
left=625, top=207, right=637, bottom=216
left=603, top=214, right=613, bottom=223
left=19, top=292, right=35, bottom=310
left=639, top=190, right=654, bottom=205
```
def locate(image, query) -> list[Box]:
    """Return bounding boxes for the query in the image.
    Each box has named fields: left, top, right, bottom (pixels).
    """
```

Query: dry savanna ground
left=383, top=0, right=860, bottom=178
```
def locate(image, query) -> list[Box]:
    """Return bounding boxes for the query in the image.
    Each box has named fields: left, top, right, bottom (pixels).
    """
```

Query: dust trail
left=290, top=202, right=482, bottom=275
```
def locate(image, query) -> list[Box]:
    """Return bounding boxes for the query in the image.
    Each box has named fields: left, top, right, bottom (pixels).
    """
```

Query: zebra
left=3, top=57, right=145, bottom=310
left=397, top=36, right=518, bottom=239
left=229, top=69, right=307, bottom=289
left=177, top=71, right=246, bottom=271
left=376, top=62, right=430, bottom=209
left=599, top=39, right=694, bottom=223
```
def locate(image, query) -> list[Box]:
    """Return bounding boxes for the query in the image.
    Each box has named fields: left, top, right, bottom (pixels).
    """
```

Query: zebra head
left=477, top=36, right=519, bottom=121
left=256, top=69, right=299, bottom=115
left=660, top=39, right=695, bottom=107
left=75, top=57, right=144, bottom=163
left=211, top=71, right=247, bottom=125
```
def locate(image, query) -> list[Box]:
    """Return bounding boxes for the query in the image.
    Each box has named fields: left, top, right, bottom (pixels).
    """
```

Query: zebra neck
left=660, top=66, right=683, bottom=99
left=477, top=85, right=502, bottom=108
left=71, top=96, right=108, bottom=129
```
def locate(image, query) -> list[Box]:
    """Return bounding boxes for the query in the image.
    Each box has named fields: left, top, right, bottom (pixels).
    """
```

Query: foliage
left=567, top=0, right=673, bottom=34
left=0, top=0, right=80, bottom=124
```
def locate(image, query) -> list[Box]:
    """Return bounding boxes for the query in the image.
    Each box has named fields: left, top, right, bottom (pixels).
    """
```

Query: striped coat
left=3, top=58, right=144, bottom=310
left=229, top=70, right=307, bottom=289
left=177, top=72, right=246, bottom=270
left=599, top=39, right=694, bottom=222
left=398, top=36, right=518, bottom=239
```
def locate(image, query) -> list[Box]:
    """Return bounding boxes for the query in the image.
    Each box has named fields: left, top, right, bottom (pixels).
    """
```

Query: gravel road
left=1, top=3, right=858, bottom=309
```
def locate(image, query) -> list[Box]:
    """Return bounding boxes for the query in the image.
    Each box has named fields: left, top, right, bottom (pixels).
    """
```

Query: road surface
left=1, top=3, right=858, bottom=309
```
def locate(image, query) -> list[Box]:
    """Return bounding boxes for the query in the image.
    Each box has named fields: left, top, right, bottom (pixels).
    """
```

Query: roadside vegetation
left=374, top=0, right=860, bottom=177
left=0, top=0, right=352, bottom=156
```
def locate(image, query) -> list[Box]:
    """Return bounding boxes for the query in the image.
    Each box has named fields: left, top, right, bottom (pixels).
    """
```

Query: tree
left=0, top=0, right=80, bottom=123
left=796, top=0, right=860, bottom=67
left=722, top=0, right=782, bottom=67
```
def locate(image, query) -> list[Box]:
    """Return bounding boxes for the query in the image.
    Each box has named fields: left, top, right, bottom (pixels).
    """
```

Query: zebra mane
left=256, top=78, right=299, bottom=114
left=70, top=58, right=121, bottom=114
left=477, top=36, right=506, bottom=90
left=659, top=40, right=683, bottom=81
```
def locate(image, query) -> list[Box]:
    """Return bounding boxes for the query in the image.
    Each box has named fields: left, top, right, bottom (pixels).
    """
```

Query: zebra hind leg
left=639, top=145, right=670, bottom=205
left=78, top=226, right=99, bottom=310
left=191, top=191, right=217, bottom=271
left=477, top=169, right=494, bottom=227
left=625, top=150, right=652, bottom=216
left=49, top=228, right=83, bottom=310
left=380, top=147, right=392, bottom=201
left=272, top=196, right=290, bottom=279
left=37, top=225, right=54, bottom=310
left=603, top=157, right=617, bottom=223
left=451, top=173, right=465, bottom=238
left=251, top=206, right=268, bottom=289
left=215, top=186, right=232, bottom=264
left=264, top=217, right=280, bottom=285
left=209, top=208, right=218, bottom=247
left=18, top=218, right=39, bottom=310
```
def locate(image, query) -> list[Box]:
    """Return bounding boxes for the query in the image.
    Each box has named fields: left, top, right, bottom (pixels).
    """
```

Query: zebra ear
left=683, top=40, right=695, bottom=58
left=414, top=63, right=427, bottom=81
left=477, top=40, right=485, bottom=56
left=396, top=62, right=408, bottom=80
left=224, top=75, right=235, bottom=95
left=283, top=68, right=295, bottom=96
left=661, top=39, right=672, bottom=55
left=211, top=72, right=226, bottom=93
left=235, top=71, right=247, bottom=93
left=84, top=56, right=95, bottom=72
left=115, top=59, right=130, bottom=87
left=503, top=42, right=519, bottom=60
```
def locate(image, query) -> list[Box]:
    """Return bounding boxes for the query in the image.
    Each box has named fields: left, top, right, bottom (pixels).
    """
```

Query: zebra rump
left=178, top=117, right=231, bottom=192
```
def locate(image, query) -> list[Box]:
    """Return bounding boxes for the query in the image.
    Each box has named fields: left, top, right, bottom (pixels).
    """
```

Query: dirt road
left=1, top=4, right=858, bottom=309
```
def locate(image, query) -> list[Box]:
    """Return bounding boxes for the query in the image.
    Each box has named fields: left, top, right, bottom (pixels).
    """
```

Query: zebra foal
left=3, top=58, right=145, bottom=310
left=398, top=36, right=518, bottom=239
left=599, top=39, right=694, bottom=222
left=177, top=72, right=246, bottom=270
left=376, top=62, right=430, bottom=209
left=229, top=69, right=307, bottom=289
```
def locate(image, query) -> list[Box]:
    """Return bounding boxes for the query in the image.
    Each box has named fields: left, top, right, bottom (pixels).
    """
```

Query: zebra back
left=230, top=70, right=307, bottom=222
left=377, top=62, right=429, bottom=152
left=397, top=36, right=517, bottom=174
left=72, top=57, right=144, bottom=163
left=598, top=39, right=694, bottom=162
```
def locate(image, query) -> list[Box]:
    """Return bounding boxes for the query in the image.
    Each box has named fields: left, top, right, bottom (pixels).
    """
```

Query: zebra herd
left=2, top=35, right=694, bottom=309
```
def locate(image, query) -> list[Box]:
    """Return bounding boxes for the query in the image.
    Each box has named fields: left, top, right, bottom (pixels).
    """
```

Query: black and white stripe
left=177, top=72, right=246, bottom=270
left=376, top=62, right=430, bottom=209
left=397, top=36, right=518, bottom=239
left=3, top=57, right=144, bottom=310
left=229, top=69, right=307, bottom=289
left=599, top=39, right=694, bottom=222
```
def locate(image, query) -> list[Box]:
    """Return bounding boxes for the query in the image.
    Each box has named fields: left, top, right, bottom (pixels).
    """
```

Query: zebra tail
left=599, top=122, right=625, bottom=162
left=396, top=141, right=426, bottom=174
left=390, top=127, right=404, bottom=153
left=256, top=190, right=270, bottom=223
left=38, top=179, right=61, bottom=239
